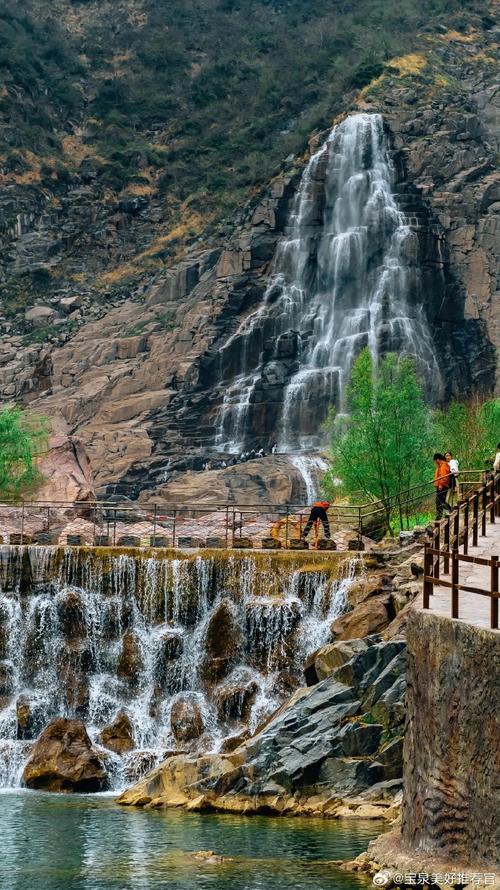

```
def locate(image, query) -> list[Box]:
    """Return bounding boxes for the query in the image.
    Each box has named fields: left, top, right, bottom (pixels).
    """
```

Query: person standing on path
left=301, top=500, right=331, bottom=544
left=494, top=443, right=500, bottom=473
left=434, top=453, right=452, bottom=519
left=445, top=451, right=459, bottom=507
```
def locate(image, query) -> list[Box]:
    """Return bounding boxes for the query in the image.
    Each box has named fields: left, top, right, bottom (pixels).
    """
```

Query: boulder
left=123, top=750, right=158, bottom=783
left=59, top=295, right=83, bottom=314
left=331, top=597, right=390, bottom=641
left=25, top=305, right=57, bottom=327
left=22, top=718, right=108, bottom=792
left=117, top=631, right=144, bottom=689
left=16, top=695, right=47, bottom=740
left=153, top=629, right=184, bottom=691
left=215, top=681, right=258, bottom=723
left=55, top=645, right=92, bottom=717
left=170, top=697, right=205, bottom=743
left=98, top=711, right=135, bottom=755
left=56, top=589, right=86, bottom=639
left=199, top=600, right=241, bottom=684
left=304, top=639, right=368, bottom=685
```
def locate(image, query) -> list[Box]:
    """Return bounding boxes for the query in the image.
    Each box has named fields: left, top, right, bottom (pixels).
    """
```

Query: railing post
left=463, top=498, right=469, bottom=555
left=453, top=509, right=459, bottom=554
left=496, top=474, right=500, bottom=517
left=490, top=554, right=498, bottom=631
left=433, top=521, right=440, bottom=581
left=443, top=514, right=450, bottom=575
left=225, top=506, right=229, bottom=548
left=113, top=508, right=117, bottom=546
left=482, top=484, right=487, bottom=536
left=285, top=506, right=289, bottom=549
left=451, top=550, right=459, bottom=619
left=423, top=543, right=432, bottom=609
left=20, top=500, right=25, bottom=546
left=153, top=504, right=157, bottom=543
left=472, top=492, right=479, bottom=548
left=490, top=479, right=496, bottom=524
left=172, top=509, right=177, bottom=548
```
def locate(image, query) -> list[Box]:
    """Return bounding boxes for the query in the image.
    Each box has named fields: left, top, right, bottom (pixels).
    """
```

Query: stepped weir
left=0, top=545, right=357, bottom=790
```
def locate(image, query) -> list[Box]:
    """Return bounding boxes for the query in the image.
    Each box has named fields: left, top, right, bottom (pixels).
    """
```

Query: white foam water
left=216, top=113, right=441, bottom=454
left=0, top=546, right=356, bottom=790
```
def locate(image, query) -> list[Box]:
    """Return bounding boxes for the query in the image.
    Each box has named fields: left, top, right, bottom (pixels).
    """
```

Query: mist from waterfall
left=216, top=112, right=441, bottom=454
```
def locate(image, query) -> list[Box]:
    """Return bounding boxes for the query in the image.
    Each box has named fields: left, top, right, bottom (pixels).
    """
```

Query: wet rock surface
left=170, top=697, right=205, bottom=743
left=119, top=636, right=406, bottom=816
left=22, top=718, right=108, bottom=792
left=98, top=711, right=135, bottom=755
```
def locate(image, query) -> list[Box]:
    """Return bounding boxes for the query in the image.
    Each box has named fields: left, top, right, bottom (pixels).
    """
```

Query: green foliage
left=432, top=398, right=500, bottom=470
left=323, top=350, right=500, bottom=533
left=0, top=407, right=49, bottom=498
left=323, top=349, right=433, bottom=528
left=1, top=0, right=489, bottom=217
left=348, top=58, right=385, bottom=89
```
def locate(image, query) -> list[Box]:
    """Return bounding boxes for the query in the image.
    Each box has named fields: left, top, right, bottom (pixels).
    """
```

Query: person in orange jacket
left=434, top=453, right=452, bottom=519
left=301, top=500, right=331, bottom=542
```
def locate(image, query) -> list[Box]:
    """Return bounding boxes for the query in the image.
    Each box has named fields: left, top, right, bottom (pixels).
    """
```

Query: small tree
left=323, top=349, right=433, bottom=530
left=0, top=406, right=49, bottom=499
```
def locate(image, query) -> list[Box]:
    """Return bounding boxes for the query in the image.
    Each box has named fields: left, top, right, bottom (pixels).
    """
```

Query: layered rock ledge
left=118, top=636, right=406, bottom=818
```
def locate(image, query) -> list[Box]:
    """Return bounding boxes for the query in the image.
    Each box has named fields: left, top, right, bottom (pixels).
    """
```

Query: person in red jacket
left=301, top=500, right=331, bottom=542
left=434, top=453, right=452, bottom=519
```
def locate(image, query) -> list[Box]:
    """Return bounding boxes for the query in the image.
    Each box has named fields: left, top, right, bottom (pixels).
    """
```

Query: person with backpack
left=434, top=453, right=452, bottom=519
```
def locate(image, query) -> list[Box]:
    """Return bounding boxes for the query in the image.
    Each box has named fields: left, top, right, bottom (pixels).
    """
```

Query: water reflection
left=0, top=792, right=384, bottom=890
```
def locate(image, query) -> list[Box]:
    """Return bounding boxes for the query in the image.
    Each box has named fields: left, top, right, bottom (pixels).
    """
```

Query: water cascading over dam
left=216, top=113, right=441, bottom=454
left=0, top=546, right=354, bottom=790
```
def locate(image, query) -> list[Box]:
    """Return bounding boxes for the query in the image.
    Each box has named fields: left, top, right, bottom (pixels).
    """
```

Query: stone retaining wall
left=402, top=610, right=500, bottom=866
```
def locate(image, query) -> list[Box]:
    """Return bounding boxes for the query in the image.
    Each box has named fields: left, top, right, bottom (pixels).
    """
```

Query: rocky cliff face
left=1, top=22, right=499, bottom=504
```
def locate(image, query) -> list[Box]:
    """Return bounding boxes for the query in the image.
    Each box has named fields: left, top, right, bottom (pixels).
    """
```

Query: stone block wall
left=402, top=610, right=500, bottom=866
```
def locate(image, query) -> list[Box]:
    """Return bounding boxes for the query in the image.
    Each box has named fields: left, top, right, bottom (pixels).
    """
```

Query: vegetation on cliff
left=0, top=0, right=493, bottom=313
left=0, top=407, right=49, bottom=498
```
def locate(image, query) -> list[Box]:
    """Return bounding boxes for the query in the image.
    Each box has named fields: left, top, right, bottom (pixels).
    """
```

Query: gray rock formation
left=118, top=636, right=407, bottom=814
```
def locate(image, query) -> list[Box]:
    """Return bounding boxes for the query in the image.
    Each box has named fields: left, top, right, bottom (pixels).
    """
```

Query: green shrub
left=0, top=406, right=50, bottom=499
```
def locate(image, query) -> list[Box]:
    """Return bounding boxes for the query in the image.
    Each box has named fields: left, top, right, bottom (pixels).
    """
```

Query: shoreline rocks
left=22, top=718, right=108, bottom=792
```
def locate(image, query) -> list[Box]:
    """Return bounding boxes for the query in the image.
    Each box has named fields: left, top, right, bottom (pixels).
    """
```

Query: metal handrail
left=0, top=468, right=488, bottom=550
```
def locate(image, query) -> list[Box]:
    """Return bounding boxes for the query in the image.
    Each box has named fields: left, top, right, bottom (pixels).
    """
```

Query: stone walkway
left=420, top=520, right=500, bottom=631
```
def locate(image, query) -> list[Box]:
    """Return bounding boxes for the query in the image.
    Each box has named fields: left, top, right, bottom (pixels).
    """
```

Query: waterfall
left=0, top=546, right=355, bottom=789
left=216, top=113, right=441, bottom=454
left=290, top=455, right=329, bottom=503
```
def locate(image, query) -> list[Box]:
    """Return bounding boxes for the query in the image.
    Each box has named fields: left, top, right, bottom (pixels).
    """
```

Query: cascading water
left=0, top=546, right=355, bottom=789
left=216, top=113, right=441, bottom=454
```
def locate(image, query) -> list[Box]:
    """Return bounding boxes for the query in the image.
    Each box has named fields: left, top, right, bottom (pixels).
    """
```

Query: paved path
left=421, top=521, right=500, bottom=631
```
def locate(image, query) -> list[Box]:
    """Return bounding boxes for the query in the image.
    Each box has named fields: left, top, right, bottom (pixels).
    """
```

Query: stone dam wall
left=402, top=610, right=500, bottom=867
